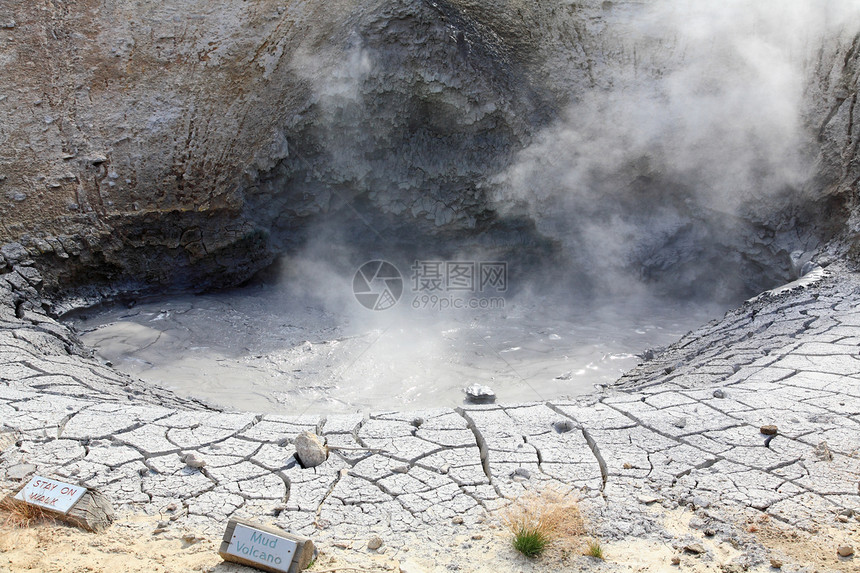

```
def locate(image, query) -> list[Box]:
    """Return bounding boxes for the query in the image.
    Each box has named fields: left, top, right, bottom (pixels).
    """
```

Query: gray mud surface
left=67, top=283, right=722, bottom=414
left=2, top=262, right=859, bottom=571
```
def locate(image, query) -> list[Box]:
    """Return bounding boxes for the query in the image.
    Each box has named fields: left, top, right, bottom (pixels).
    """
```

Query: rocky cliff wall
left=0, top=0, right=858, bottom=301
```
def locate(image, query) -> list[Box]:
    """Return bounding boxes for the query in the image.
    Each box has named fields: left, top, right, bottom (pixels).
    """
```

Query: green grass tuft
left=513, top=526, right=550, bottom=558
left=586, top=538, right=604, bottom=559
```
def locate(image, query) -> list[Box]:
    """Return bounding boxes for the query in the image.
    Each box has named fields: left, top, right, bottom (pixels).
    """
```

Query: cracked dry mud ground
left=1, top=264, right=859, bottom=572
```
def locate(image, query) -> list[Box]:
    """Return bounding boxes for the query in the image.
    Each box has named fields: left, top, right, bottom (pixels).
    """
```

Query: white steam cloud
left=492, top=0, right=860, bottom=298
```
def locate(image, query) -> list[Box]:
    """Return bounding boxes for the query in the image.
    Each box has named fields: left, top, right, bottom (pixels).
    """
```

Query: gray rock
left=712, top=389, right=726, bottom=399
left=684, top=543, right=706, bottom=555
left=812, top=441, right=833, bottom=461
left=294, top=431, right=328, bottom=468
left=6, top=463, right=36, bottom=481
left=0, top=242, right=29, bottom=264
left=837, top=545, right=854, bottom=557
left=464, top=384, right=495, bottom=404
left=15, top=266, right=43, bottom=288
left=367, top=535, right=384, bottom=550
left=511, top=467, right=531, bottom=481
left=182, top=453, right=207, bottom=469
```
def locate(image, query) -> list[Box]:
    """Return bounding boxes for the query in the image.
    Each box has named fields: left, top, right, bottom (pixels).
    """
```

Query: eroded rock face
left=0, top=1, right=857, bottom=299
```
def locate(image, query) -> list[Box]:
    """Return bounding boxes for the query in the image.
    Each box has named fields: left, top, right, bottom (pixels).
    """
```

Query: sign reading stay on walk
left=220, top=518, right=315, bottom=573
left=14, top=475, right=87, bottom=515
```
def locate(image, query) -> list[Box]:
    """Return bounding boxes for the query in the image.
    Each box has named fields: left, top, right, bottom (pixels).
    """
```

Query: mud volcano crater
left=2, top=1, right=859, bottom=413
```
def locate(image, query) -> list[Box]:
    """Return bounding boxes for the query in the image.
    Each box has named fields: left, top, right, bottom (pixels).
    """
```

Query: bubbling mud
left=67, top=279, right=724, bottom=415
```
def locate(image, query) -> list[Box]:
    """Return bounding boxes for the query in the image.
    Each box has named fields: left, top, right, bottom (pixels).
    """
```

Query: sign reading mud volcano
left=220, top=519, right=315, bottom=573
left=14, top=475, right=86, bottom=514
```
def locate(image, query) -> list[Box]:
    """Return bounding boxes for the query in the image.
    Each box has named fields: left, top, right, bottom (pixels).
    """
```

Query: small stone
left=439, top=464, right=450, bottom=475
left=837, top=515, right=849, bottom=523
left=471, top=534, right=482, bottom=540
left=837, top=545, right=854, bottom=557
left=392, top=465, right=409, bottom=474
left=673, top=417, right=688, bottom=429
left=760, top=425, right=778, bottom=436
left=684, top=543, right=706, bottom=555
left=511, top=467, right=531, bottom=481
left=411, top=417, right=424, bottom=428
left=166, top=503, right=178, bottom=512
left=770, top=558, right=782, bottom=569
left=671, top=556, right=681, bottom=565
left=623, top=462, right=633, bottom=469
left=182, top=453, right=206, bottom=469
left=464, top=384, right=495, bottom=404
left=452, top=516, right=464, bottom=525
left=295, top=431, right=328, bottom=468
left=704, top=528, right=716, bottom=537
left=368, top=536, right=384, bottom=550
left=637, top=494, right=662, bottom=505
left=691, top=496, right=711, bottom=509
left=713, top=389, right=726, bottom=399
left=812, top=441, right=833, bottom=462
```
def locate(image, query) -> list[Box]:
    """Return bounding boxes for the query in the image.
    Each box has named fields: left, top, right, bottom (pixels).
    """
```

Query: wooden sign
left=14, top=475, right=87, bottom=515
left=220, top=518, right=314, bottom=573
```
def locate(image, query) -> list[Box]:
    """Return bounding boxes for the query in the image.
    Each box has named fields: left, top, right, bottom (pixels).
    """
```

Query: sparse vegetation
left=586, top=538, right=604, bottom=559
left=501, top=488, right=587, bottom=559
left=0, top=494, right=53, bottom=529
left=513, top=526, right=550, bottom=557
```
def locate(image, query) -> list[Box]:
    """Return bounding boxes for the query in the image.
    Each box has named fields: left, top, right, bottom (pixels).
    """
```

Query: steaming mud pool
left=68, top=283, right=725, bottom=414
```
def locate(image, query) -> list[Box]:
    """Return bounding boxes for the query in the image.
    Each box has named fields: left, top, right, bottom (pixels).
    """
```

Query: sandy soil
left=0, top=505, right=857, bottom=572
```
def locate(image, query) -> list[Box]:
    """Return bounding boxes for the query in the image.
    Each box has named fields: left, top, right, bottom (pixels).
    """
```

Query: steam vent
left=2, top=2, right=860, bottom=571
